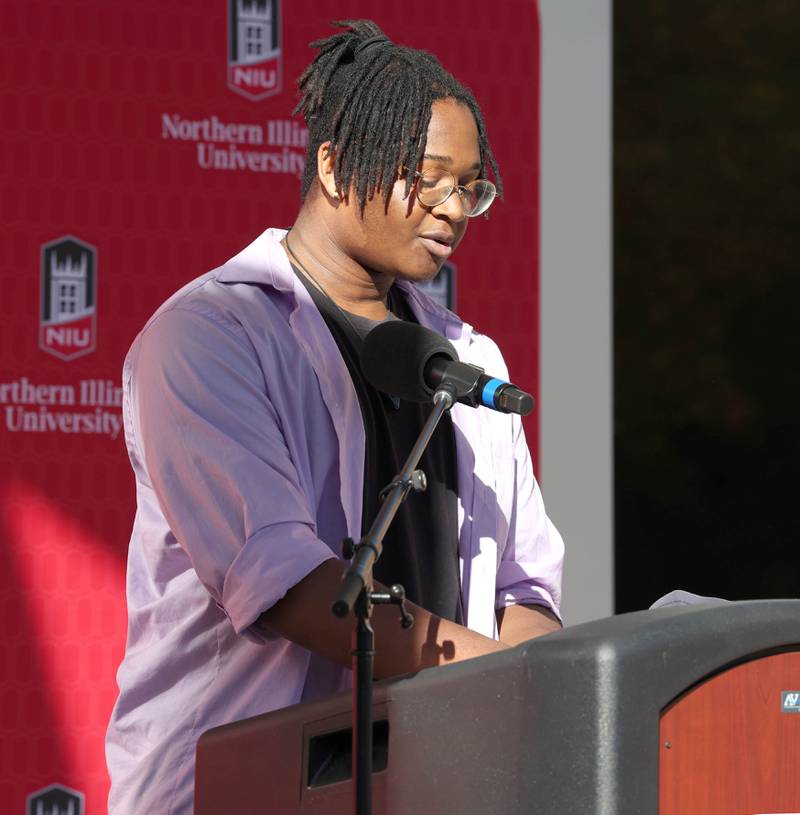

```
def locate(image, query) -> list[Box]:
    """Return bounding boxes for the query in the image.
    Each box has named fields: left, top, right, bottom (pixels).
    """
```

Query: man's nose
left=431, top=189, right=467, bottom=222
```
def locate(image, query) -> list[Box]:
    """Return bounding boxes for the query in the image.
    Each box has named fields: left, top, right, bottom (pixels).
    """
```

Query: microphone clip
left=427, top=356, right=535, bottom=416
left=427, top=357, right=485, bottom=408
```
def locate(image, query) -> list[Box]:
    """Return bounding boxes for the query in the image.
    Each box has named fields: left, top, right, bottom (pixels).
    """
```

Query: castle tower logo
left=227, top=0, right=282, bottom=101
left=40, top=236, right=97, bottom=361
left=26, top=783, right=85, bottom=815
left=417, top=261, right=457, bottom=311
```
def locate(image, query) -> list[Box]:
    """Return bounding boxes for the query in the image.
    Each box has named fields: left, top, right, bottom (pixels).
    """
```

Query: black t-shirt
left=293, top=268, right=463, bottom=623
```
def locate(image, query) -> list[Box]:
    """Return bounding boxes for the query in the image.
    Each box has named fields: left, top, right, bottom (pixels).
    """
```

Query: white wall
left=538, top=0, right=613, bottom=625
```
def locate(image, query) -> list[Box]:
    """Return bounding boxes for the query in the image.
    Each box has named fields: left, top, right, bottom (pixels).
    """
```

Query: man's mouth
left=418, top=233, right=454, bottom=258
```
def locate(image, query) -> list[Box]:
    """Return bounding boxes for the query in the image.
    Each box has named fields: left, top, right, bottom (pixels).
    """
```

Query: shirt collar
left=216, top=226, right=474, bottom=342
left=217, top=227, right=294, bottom=291
left=396, top=278, right=473, bottom=343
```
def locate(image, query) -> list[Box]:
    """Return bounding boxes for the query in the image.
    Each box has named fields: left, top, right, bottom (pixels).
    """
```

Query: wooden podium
left=195, top=600, right=800, bottom=814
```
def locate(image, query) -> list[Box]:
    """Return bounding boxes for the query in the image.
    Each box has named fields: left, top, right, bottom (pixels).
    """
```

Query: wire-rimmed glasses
left=410, top=168, right=497, bottom=217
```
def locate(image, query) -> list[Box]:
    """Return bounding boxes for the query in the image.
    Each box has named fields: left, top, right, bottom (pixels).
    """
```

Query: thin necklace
left=284, top=231, right=402, bottom=409
left=282, top=230, right=332, bottom=301
left=283, top=231, right=389, bottom=337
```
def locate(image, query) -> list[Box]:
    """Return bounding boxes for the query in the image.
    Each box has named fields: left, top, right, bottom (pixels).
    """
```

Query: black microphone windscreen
left=361, top=321, right=457, bottom=402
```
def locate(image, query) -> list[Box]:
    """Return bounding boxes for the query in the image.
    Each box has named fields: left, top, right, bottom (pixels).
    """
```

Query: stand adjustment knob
left=342, top=537, right=356, bottom=559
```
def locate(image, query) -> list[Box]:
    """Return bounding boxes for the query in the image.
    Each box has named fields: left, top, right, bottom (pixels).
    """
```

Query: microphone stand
left=332, top=383, right=457, bottom=815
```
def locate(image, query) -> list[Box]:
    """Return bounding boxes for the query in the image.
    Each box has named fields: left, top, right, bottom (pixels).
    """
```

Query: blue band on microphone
left=481, top=378, right=505, bottom=408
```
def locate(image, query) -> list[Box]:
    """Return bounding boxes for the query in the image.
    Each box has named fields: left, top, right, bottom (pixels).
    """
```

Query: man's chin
left=398, top=251, right=447, bottom=283
left=395, top=264, right=444, bottom=286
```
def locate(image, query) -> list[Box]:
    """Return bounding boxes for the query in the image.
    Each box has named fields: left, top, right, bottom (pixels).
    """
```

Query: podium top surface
left=523, top=598, right=800, bottom=671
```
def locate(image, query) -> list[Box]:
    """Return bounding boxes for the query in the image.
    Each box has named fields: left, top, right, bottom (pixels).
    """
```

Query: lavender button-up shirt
left=106, top=228, right=564, bottom=814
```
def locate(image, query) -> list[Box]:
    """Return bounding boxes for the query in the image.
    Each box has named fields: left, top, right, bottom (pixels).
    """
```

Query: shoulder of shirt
left=395, top=279, right=463, bottom=331
left=130, top=227, right=296, bottom=344
left=395, top=279, right=505, bottom=368
left=126, top=228, right=506, bottom=373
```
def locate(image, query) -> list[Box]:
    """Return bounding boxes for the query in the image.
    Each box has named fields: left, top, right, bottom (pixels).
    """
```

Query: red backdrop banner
left=0, top=2, right=540, bottom=810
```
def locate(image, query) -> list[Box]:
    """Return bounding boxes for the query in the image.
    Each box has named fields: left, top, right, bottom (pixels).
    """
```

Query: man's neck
left=285, top=209, right=393, bottom=321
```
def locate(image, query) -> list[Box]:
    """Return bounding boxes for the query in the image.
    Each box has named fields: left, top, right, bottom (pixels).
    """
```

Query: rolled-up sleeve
left=495, top=412, right=564, bottom=621
left=127, top=305, right=336, bottom=640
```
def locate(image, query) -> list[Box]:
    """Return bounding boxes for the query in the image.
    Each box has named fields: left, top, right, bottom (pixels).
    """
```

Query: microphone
left=361, top=321, right=534, bottom=416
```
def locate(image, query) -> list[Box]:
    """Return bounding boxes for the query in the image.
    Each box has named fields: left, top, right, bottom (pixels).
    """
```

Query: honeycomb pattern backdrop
left=0, top=1, right=540, bottom=810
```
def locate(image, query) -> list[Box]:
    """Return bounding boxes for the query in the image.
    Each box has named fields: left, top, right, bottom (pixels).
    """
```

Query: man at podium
left=106, top=20, right=564, bottom=815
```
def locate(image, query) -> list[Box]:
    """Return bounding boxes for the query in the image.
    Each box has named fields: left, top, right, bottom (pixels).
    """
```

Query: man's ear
left=316, top=141, right=341, bottom=201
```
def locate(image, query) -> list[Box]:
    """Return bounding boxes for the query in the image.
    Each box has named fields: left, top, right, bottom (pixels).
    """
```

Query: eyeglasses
left=409, top=168, right=497, bottom=218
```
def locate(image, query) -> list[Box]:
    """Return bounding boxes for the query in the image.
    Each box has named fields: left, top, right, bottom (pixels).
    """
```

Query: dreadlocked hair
left=294, top=19, right=502, bottom=213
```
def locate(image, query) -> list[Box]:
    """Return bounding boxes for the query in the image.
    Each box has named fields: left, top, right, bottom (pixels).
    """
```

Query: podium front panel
left=195, top=600, right=800, bottom=814
left=659, top=650, right=800, bottom=815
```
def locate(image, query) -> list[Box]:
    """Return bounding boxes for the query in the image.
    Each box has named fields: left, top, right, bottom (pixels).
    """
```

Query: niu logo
left=417, top=261, right=457, bottom=311
left=26, top=784, right=85, bottom=815
left=40, top=235, right=97, bottom=361
left=227, top=0, right=282, bottom=101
